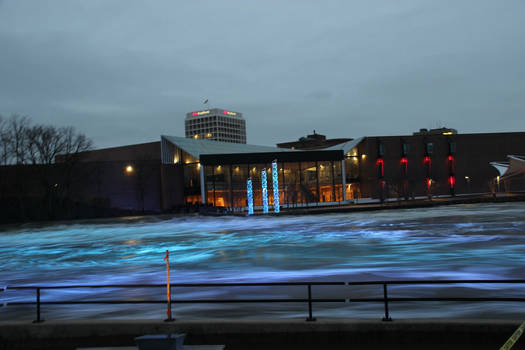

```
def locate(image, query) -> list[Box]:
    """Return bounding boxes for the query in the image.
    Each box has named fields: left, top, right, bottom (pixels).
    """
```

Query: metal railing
left=1, top=279, right=525, bottom=323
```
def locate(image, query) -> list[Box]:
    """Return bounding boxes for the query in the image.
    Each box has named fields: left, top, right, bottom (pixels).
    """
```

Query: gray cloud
left=0, top=0, right=524, bottom=148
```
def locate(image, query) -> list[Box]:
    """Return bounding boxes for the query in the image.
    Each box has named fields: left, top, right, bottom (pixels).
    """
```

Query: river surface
left=1, top=202, right=525, bottom=320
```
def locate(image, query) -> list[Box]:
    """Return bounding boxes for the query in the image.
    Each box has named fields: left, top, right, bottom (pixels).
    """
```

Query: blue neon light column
left=261, top=169, right=269, bottom=214
left=247, top=178, right=254, bottom=215
left=272, top=160, right=280, bottom=213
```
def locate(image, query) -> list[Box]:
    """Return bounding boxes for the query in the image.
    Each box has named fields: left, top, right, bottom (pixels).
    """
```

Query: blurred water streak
left=1, top=202, right=525, bottom=320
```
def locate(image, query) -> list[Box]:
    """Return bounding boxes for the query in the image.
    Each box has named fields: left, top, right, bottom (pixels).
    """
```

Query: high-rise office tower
left=185, top=108, right=246, bottom=144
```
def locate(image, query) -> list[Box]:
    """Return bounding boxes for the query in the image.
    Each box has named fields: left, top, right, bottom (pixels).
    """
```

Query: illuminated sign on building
left=272, top=160, right=280, bottom=214
left=261, top=169, right=269, bottom=214
left=192, top=110, right=210, bottom=116
left=247, top=178, right=254, bottom=215
left=223, top=110, right=237, bottom=116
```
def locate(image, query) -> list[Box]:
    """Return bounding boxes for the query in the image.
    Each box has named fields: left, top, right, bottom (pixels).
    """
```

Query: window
left=378, top=143, right=385, bottom=157
left=426, top=142, right=434, bottom=155
left=449, top=141, right=456, bottom=154
left=402, top=143, right=410, bottom=156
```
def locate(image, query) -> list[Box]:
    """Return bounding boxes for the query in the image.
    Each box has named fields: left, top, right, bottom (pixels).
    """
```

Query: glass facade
left=184, top=163, right=200, bottom=204
left=163, top=137, right=348, bottom=210
left=344, top=148, right=361, bottom=200
left=195, top=160, right=345, bottom=209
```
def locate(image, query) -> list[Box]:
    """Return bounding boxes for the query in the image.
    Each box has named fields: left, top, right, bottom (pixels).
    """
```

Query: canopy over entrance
left=490, top=155, right=525, bottom=179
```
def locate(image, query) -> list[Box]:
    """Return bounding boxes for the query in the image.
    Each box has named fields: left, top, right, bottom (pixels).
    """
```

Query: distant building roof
left=162, top=135, right=345, bottom=165
left=185, top=108, right=244, bottom=120
left=162, top=135, right=291, bottom=159
left=277, top=131, right=352, bottom=150
left=60, top=141, right=161, bottom=163
left=321, top=137, right=365, bottom=155
left=413, top=127, right=458, bottom=136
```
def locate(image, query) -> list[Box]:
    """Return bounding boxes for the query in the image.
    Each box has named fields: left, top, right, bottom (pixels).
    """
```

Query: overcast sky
left=1, top=0, right=524, bottom=148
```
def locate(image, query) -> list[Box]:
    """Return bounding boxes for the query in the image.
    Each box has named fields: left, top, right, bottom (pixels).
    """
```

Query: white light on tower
left=261, top=169, right=269, bottom=214
left=247, top=178, right=254, bottom=215
left=272, top=160, right=280, bottom=213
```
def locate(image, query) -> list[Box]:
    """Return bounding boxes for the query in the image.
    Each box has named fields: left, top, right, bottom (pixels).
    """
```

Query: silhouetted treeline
left=0, top=114, right=95, bottom=223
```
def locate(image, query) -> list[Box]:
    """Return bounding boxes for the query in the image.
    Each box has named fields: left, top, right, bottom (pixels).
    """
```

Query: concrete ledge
left=0, top=318, right=522, bottom=350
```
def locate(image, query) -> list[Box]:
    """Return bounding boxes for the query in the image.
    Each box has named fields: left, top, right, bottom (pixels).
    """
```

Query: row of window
left=188, top=125, right=244, bottom=131
left=188, top=126, right=245, bottom=133
left=186, top=130, right=245, bottom=138
left=376, top=141, right=456, bottom=157
left=185, top=133, right=245, bottom=140
left=375, top=155, right=456, bottom=179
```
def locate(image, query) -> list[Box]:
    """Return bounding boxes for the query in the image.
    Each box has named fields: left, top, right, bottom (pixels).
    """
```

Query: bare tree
left=24, top=125, right=41, bottom=165
left=7, top=114, right=31, bottom=165
left=1, top=114, right=94, bottom=221
left=59, top=126, right=93, bottom=163
left=28, top=125, right=65, bottom=165
left=56, top=126, right=93, bottom=217
left=0, top=114, right=10, bottom=165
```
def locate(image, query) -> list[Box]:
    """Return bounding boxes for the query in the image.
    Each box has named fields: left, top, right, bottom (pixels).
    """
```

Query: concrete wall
left=161, top=163, right=185, bottom=210
left=0, top=160, right=164, bottom=223
left=0, top=319, right=520, bottom=350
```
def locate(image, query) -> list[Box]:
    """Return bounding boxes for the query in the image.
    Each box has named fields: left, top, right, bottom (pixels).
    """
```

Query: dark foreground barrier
left=2, top=279, right=525, bottom=322
left=0, top=319, right=523, bottom=350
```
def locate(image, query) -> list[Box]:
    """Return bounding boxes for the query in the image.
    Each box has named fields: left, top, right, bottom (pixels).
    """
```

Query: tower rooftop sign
left=185, top=108, right=246, bottom=144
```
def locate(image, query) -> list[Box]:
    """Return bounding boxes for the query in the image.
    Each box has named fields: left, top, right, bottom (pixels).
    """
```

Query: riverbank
left=236, top=192, right=525, bottom=216
left=0, top=318, right=521, bottom=350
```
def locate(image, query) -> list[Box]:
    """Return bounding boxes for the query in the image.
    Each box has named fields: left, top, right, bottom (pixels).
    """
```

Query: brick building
left=2, top=130, right=524, bottom=222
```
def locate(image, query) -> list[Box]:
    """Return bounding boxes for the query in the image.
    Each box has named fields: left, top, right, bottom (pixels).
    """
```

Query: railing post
left=164, top=285, right=174, bottom=322
left=305, top=284, right=316, bottom=322
left=32, top=288, right=44, bottom=323
left=382, top=283, right=392, bottom=321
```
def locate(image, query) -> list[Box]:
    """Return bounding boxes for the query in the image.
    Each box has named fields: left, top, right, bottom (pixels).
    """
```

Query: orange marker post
left=164, top=249, right=174, bottom=321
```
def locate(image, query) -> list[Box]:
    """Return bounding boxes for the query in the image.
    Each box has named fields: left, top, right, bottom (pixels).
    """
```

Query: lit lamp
left=125, top=165, right=134, bottom=174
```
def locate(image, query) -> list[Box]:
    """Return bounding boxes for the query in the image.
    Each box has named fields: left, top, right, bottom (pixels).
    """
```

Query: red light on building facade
left=192, top=112, right=198, bottom=116
left=376, top=158, right=384, bottom=177
left=424, top=156, right=431, bottom=163
left=426, top=178, right=432, bottom=189
left=447, top=155, right=455, bottom=173
left=449, top=176, right=455, bottom=187
left=400, top=157, right=408, bottom=174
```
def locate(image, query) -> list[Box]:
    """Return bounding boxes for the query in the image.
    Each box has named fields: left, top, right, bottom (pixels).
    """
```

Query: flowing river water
left=1, top=202, right=525, bottom=320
